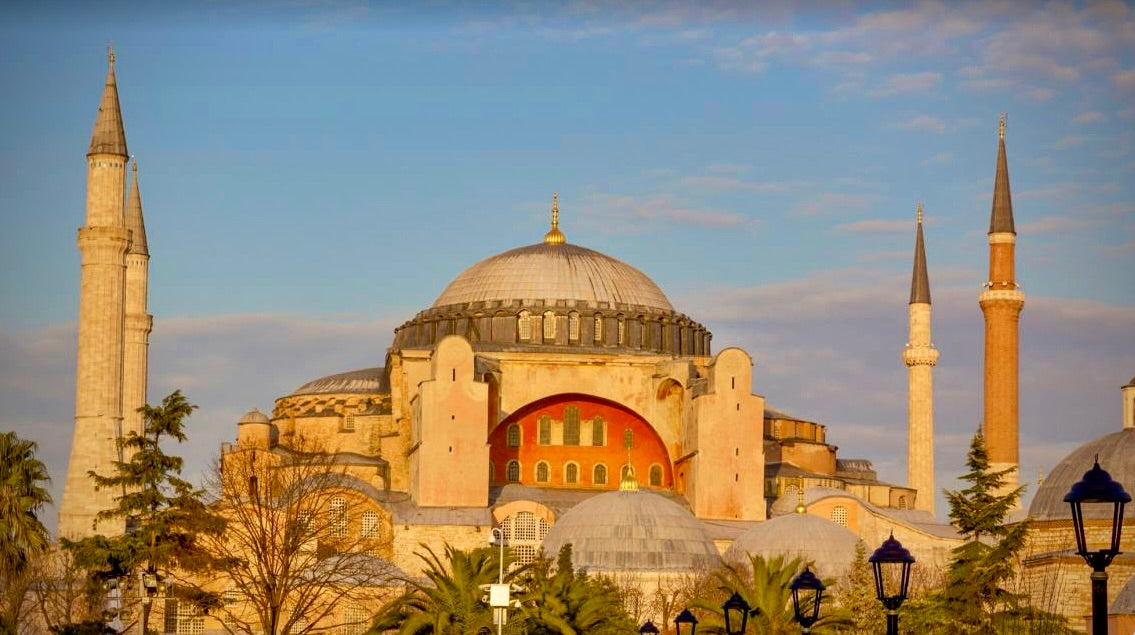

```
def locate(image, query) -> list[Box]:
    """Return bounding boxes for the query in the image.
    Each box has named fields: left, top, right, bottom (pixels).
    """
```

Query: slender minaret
left=123, top=161, right=151, bottom=441
left=903, top=203, right=938, bottom=515
left=980, top=114, right=1025, bottom=503
left=59, top=48, right=132, bottom=539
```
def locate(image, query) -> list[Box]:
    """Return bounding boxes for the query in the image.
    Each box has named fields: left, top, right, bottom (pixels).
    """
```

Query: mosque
left=57, top=51, right=1134, bottom=633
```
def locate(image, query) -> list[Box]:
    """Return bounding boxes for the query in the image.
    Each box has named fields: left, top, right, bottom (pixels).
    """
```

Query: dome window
left=340, top=415, right=355, bottom=433
left=507, top=460, right=521, bottom=482
left=831, top=505, right=849, bottom=528
left=535, top=461, right=550, bottom=483
left=594, top=314, right=603, bottom=343
left=593, top=464, right=608, bottom=485
left=518, top=310, right=532, bottom=341
left=617, top=315, right=626, bottom=345
left=543, top=310, right=556, bottom=341
left=649, top=464, right=663, bottom=487
left=568, top=311, right=580, bottom=341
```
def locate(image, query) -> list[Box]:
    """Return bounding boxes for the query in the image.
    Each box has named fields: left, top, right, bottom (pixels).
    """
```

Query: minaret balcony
left=979, top=288, right=1025, bottom=304
left=902, top=346, right=939, bottom=367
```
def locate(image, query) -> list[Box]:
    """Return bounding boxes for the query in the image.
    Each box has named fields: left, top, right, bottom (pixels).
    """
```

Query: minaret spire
left=122, top=159, right=153, bottom=448
left=543, top=192, right=566, bottom=244
left=980, top=115, right=1025, bottom=507
left=88, top=45, right=129, bottom=158
left=904, top=203, right=938, bottom=514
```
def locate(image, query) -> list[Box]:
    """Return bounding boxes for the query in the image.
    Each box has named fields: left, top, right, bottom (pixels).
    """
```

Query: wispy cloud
left=1054, top=135, right=1086, bottom=149
left=921, top=152, right=953, bottom=166
left=869, top=71, right=943, bottom=96
left=1113, top=68, right=1135, bottom=91
left=676, top=175, right=807, bottom=193
left=791, top=192, right=879, bottom=217
left=577, top=192, right=749, bottom=232
left=1072, top=111, right=1107, bottom=124
left=834, top=219, right=911, bottom=233
left=890, top=115, right=947, bottom=133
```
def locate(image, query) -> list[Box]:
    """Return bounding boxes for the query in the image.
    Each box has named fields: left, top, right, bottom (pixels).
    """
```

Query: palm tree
left=691, top=554, right=849, bottom=635
left=369, top=544, right=502, bottom=635
left=0, top=431, right=52, bottom=577
left=514, top=545, right=634, bottom=635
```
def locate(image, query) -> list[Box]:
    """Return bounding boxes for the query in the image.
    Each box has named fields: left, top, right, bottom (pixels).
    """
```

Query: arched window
left=897, top=496, right=907, bottom=510
left=543, top=310, right=556, bottom=341
left=639, top=317, right=648, bottom=347
left=593, top=464, right=607, bottom=485
left=500, top=511, right=551, bottom=568
left=361, top=510, right=380, bottom=539
left=568, top=312, right=580, bottom=341
left=617, top=315, right=626, bottom=345
left=591, top=416, right=605, bottom=446
left=535, top=461, right=550, bottom=483
left=594, top=314, right=603, bottom=343
left=623, top=428, right=634, bottom=450
left=507, top=423, right=521, bottom=448
left=330, top=497, right=347, bottom=538
left=564, top=462, right=579, bottom=484
left=564, top=406, right=580, bottom=445
left=649, top=464, right=663, bottom=487
left=518, top=310, right=531, bottom=341
left=538, top=415, right=551, bottom=445
left=506, top=460, right=520, bottom=482
left=831, top=505, right=849, bottom=528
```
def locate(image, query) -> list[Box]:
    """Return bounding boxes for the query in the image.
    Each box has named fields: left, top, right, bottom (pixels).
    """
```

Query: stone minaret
left=123, top=161, right=151, bottom=441
left=59, top=49, right=132, bottom=539
left=904, top=203, right=938, bottom=515
left=980, top=114, right=1025, bottom=502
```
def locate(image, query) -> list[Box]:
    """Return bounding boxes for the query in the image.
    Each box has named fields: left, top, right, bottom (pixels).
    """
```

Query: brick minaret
left=904, top=203, right=938, bottom=514
left=123, top=161, right=151, bottom=441
left=59, top=48, right=132, bottom=539
left=980, top=114, right=1024, bottom=502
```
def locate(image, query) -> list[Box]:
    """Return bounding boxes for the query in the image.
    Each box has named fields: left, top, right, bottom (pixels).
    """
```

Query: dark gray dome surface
left=1029, top=428, right=1135, bottom=521
left=724, top=512, right=861, bottom=577
left=291, top=367, right=387, bottom=396
left=1113, top=574, right=1135, bottom=614
left=541, top=489, right=719, bottom=572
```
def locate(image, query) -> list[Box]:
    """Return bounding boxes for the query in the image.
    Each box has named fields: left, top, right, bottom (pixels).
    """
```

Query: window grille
left=568, top=312, right=580, bottom=341
left=543, top=311, right=556, bottom=341
left=341, top=415, right=355, bottom=432
left=563, top=406, right=580, bottom=445
left=518, top=311, right=531, bottom=341
left=831, top=505, right=849, bottom=528
left=176, top=602, right=204, bottom=635
left=594, top=315, right=603, bottom=342
left=361, top=511, right=380, bottom=539
left=342, top=607, right=369, bottom=635
left=500, top=511, right=550, bottom=568
left=617, top=317, right=626, bottom=345
left=330, top=497, right=347, bottom=538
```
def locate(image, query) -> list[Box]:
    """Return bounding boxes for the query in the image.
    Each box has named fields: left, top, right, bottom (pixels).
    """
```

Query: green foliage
left=0, top=431, right=53, bottom=578
left=831, top=541, right=884, bottom=635
left=690, top=554, right=850, bottom=635
left=911, top=431, right=1074, bottom=635
left=369, top=543, right=503, bottom=635
left=513, top=545, right=635, bottom=635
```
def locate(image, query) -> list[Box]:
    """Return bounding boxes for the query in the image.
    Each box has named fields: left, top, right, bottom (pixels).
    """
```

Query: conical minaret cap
left=988, top=114, right=1015, bottom=234
left=126, top=161, right=148, bottom=255
left=910, top=203, right=930, bottom=304
left=88, top=46, right=129, bottom=157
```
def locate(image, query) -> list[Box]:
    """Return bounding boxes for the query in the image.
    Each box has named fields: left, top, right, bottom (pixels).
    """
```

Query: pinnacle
left=88, top=50, right=129, bottom=157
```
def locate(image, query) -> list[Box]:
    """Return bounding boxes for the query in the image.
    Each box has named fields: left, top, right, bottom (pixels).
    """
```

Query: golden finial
left=916, top=202, right=924, bottom=224
left=619, top=457, right=639, bottom=491
left=108, top=43, right=115, bottom=66
left=998, top=113, right=1006, bottom=141
left=795, top=477, right=806, bottom=514
left=543, top=192, right=566, bottom=245
left=131, top=158, right=138, bottom=174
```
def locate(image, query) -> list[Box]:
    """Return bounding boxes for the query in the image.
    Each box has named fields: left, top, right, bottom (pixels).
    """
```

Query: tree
left=0, top=431, right=53, bottom=634
left=913, top=431, right=1073, bottom=635
left=690, top=554, right=849, bottom=635
left=514, top=545, right=635, bottom=635
left=63, top=390, right=218, bottom=635
left=831, top=541, right=884, bottom=635
left=369, top=544, right=501, bottom=635
left=199, top=440, right=400, bottom=635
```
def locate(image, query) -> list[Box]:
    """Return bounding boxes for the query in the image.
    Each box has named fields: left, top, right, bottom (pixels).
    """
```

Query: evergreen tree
left=63, top=390, right=219, bottom=634
left=515, top=545, right=634, bottom=635
left=917, top=431, right=1073, bottom=635
left=832, top=541, right=884, bottom=635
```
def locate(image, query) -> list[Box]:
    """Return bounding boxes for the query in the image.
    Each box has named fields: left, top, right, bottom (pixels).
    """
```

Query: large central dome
left=432, top=242, right=674, bottom=312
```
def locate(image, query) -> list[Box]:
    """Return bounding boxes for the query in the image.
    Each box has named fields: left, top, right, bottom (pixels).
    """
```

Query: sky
left=0, top=0, right=1132, bottom=530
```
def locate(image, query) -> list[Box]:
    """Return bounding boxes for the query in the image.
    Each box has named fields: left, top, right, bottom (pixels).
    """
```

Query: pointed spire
left=909, top=203, right=931, bottom=304
left=543, top=192, right=566, bottom=244
left=88, top=45, right=128, bottom=157
left=126, top=160, right=148, bottom=255
left=989, top=114, right=1015, bottom=234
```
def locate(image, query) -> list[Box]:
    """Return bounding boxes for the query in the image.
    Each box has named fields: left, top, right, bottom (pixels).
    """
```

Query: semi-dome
left=291, top=367, right=387, bottom=396
left=1028, top=428, right=1135, bottom=521
left=432, top=242, right=674, bottom=312
left=724, top=512, right=861, bottom=577
left=541, top=489, right=719, bottom=572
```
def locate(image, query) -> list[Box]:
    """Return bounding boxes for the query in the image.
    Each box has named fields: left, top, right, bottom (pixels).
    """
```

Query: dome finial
left=795, top=477, right=806, bottom=514
left=998, top=113, right=1006, bottom=141
left=620, top=454, right=639, bottom=491
left=108, top=42, right=115, bottom=66
left=543, top=192, right=566, bottom=245
left=916, top=201, right=924, bottom=225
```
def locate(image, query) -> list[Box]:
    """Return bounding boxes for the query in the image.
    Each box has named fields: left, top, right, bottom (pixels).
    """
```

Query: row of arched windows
left=327, top=497, right=384, bottom=540
left=505, top=415, right=607, bottom=448
left=501, top=460, right=664, bottom=487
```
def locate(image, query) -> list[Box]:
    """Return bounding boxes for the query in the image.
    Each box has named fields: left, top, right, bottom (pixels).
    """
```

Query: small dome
left=1125, top=376, right=1135, bottom=388
left=1113, top=575, right=1135, bottom=614
left=432, top=242, right=674, bottom=312
left=724, top=512, right=861, bottom=578
left=1029, top=428, right=1135, bottom=521
left=238, top=409, right=270, bottom=424
left=291, top=367, right=387, bottom=396
left=541, top=490, right=718, bottom=572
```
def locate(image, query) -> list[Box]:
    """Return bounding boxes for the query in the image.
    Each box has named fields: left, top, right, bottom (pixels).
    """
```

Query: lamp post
left=488, top=528, right=510, bottom=635
left=1063, top=458, right=1130, bottom=635
left=869, top=533, right=915, bottom=635
left=639, top=620, right=660, bottom=635
left=674, top=608, right=698, bottom=635
left=721, top=592, right=752, bottom=635
left=790, top=567, right=825, bottom=633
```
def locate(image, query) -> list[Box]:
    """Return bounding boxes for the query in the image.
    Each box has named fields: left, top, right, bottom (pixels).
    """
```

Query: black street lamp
left=790, top=566, right=825, bottom=633
left=869, top=533, right=915, bottom=635
left=721, top=592, right=752, bottom=635
left=674, top=608, right=698, bottom=635
left=1064, top=458, right=1130, bottom=635
left=639, top=620, right=660, bottom=635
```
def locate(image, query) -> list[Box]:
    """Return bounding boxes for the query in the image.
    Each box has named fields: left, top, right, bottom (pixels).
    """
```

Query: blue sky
left=1, top=1, right=1132, bottom=526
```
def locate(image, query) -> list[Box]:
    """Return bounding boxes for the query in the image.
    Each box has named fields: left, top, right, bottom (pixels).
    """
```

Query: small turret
left=237, top=408, right=274, bottom=449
